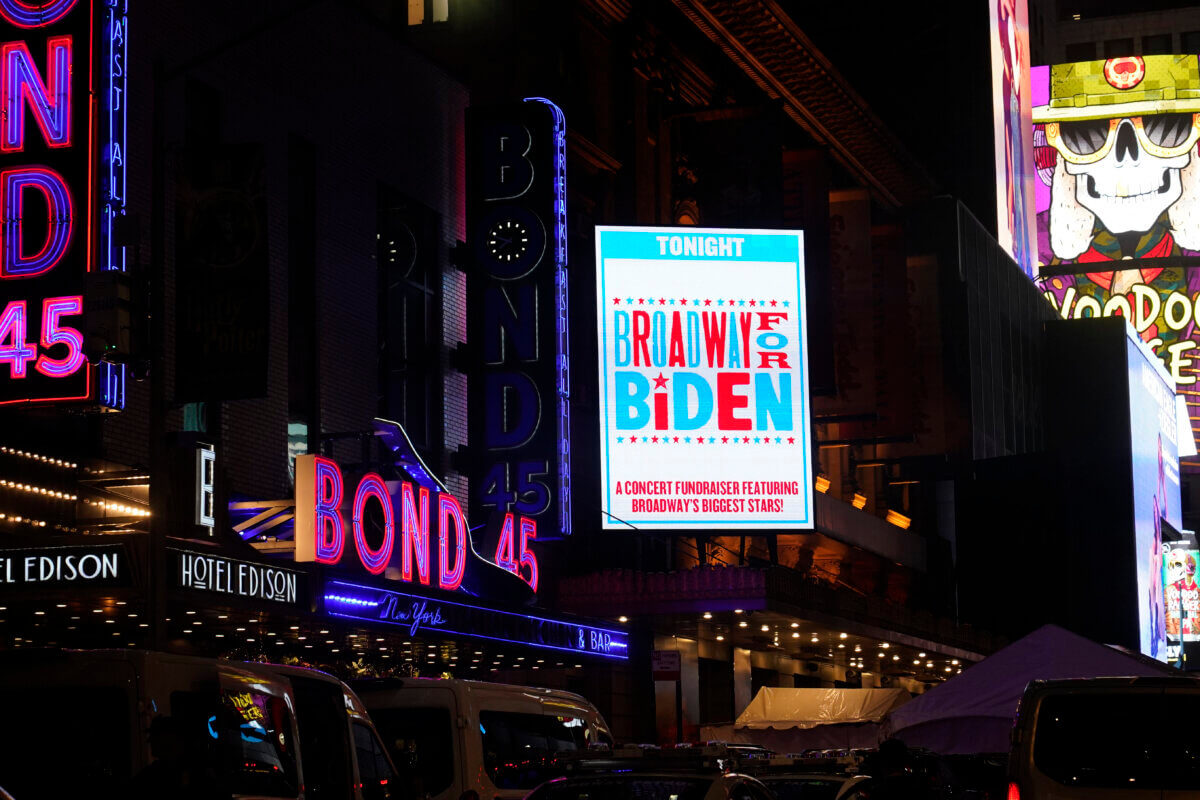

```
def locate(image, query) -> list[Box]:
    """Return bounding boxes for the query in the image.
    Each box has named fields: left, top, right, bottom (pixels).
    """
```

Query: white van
left=354, top=677, right=613, bottom=800
left=1009, top=676, right=1200, bottom=800
left=0, top=649, right=397, bottom=800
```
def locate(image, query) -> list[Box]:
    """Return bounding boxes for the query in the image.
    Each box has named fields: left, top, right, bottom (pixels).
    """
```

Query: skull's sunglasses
left=1044, top=112, right=1200, bottom=165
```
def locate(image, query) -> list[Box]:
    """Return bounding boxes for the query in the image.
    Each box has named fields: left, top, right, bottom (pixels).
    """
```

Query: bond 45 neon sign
left=294, top=454, right=539, bottom=594
left=0, top=0, right=127, bottom=408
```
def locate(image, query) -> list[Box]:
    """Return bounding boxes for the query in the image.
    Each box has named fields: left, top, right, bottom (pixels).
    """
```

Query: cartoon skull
left=1064, top=118, right=1189, bottom=234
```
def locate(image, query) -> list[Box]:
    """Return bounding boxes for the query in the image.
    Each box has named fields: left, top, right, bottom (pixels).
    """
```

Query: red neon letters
left=307, top=456, right=468, bottom=591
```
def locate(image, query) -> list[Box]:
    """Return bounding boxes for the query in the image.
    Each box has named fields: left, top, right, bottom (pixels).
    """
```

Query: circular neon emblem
left=1104, top=57, right=1145, bottom=90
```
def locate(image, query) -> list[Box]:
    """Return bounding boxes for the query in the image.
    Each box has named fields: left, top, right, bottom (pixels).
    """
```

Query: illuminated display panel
left=594, top=226, right=813, bottom=530
left=1127, top=327, right=1182, bottom=660
left=0, top=0, right=126, bottom=409
left=1032, top=55, right=1200, bottom=268
left=989, top=0, right=1035, bottom=276
left=1164, top=529, right=1199, bottom=662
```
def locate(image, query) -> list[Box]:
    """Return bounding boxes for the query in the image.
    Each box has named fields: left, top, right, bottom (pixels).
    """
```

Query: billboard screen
left=1128, top=328, right=1182, bottom=659
left=989, top=0, right=1035, bottom=276
left=1032, top=55, right=1200, bottom=267
left=1164, top=529, right=1199, bottom=663
left=594, top=226, right=813, bottom=530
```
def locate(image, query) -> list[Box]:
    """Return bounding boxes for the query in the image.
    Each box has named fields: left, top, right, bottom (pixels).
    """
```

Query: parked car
left=742, top=755, right=870, bottom=800
left=1008, top=676, right=1200, bottom=800
left=353, top=676, right=612, bottom=800
left=0, top=648, right=396, bottom=800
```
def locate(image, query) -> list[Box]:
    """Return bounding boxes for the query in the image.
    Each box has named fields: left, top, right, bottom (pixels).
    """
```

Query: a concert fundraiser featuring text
left=595, top=226, right=813, bottom=530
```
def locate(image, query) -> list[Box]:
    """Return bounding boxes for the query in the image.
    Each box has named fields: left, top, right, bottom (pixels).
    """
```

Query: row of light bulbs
left=0, top=479, right=76, bottom=500
left=81, top=497, right=151, bottom=517
left=0, top=446, right=76, bottom=469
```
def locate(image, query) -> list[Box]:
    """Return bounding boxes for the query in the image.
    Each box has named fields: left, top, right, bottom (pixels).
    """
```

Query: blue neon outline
left=594, top=227, right=813, bottom=529
left=0, top=0, right=77, bottom=28
left=325, top=579, right=629, bottom=660
left=523, top=97, right=571, bottom=537
left=97, top=1, right=128, bottom=410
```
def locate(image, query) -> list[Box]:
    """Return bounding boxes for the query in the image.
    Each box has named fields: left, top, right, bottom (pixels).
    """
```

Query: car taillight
left=1006, top=782, right=1020, bottom=800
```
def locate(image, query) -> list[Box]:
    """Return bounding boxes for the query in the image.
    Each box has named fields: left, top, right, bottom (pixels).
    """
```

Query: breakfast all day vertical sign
left=595, top=226, right=814, bottom=530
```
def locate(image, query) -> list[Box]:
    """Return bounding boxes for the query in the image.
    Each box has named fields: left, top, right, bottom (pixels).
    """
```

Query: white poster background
left=595, top=226, right=813, bottom=530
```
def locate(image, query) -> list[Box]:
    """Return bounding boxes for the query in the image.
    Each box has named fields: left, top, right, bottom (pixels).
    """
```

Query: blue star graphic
left=775, top=437, right=782, bottom=443
left=782, top=300, right=790, bottom=307
left=617, top=437, right=624, bottom=443
left=738, top=299, right=746, bottom=306
left=684, top=436, right=691, bottom=443
left=642, top=437, right=649, bottom=443
left=626, top=298, right=634, bottom=304
left=669, top=298, right=676, bottom=305
left=754, top=437, right=760, bottom=443
left=717, top=299, right=725, bottom=306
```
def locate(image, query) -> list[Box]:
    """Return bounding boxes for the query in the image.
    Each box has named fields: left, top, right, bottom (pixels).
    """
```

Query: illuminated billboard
left=1032, top=55, right=1200, bottom=267
left=1164, top=530, right=1199, bottom=662
left=0, top=0, right=127, bottom=409
left=989, top=0, right=1035, bottom=275
left=1127, top=327, right=1182, bottom=660
left=594, top=226, right=813, bottom=530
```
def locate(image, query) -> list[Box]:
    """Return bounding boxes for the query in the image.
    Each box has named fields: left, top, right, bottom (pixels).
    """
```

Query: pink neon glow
left=519, top=517, right=539, bottom=593
left=313, top=456, right=345, bottom=564
left=0, top=299, right=34, bottom=377
left=1, top=37, right=72, bottom=152
left=400, top=482, right=430, bottom=585
left=438, top=494, right=467, bottom=591
left=0, top=0, right=77, bottom=29
left=352, top=473, right=394, bottom=575
left=494, top=513, right=518, bottom=573
left=34, top=294, right=83, bottom=377
left=1, top=166, right=73, bottom=278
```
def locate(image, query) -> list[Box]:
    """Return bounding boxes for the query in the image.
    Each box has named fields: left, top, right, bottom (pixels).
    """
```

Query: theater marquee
left=594, top=226, right=813, bottom=530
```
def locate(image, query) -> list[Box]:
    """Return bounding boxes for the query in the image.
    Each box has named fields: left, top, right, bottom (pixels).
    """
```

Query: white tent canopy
left=736, top=687, right=911, bottom=730
left=884, top=624, right=1178, bottom=754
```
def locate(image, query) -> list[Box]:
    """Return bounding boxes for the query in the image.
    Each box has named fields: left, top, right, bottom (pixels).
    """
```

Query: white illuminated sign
left=595, top=226, right=813, bottom=530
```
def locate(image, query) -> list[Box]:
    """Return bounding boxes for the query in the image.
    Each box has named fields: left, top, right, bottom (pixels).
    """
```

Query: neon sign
left=325, top=579, right=628, bottom=659
left=0, top=0, right=127, bottom=409
left=465, top=99, right=571, bottom=538
left=294, top=454, right=538, bottom=594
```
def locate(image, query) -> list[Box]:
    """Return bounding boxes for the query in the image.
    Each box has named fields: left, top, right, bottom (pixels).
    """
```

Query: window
left=1104, top=38, right=1134, bottom=58
left=352, top=722, right=397, bottom=800
left=525, top=776, right=712, bottom=800
left=1064, top=41, right=1096, bottom=61
left=1143, top=34, right=1172, bottom=55
left=1032, top=691, right=1200, bottom=789
left=1184, top=31, right=1200, bottom=54
left=211, top=688, right=300, bottom=798
left=368, top=706, right=455, bottom=798
left=479, top=711, right=606, bottom=789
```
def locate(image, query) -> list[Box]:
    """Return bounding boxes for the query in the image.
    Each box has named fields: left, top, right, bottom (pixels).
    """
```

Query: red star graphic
left=680, top=298, right=688, bottom=305
left=704, top=299, right=711, bottom=306
left=652, top=373, right=669, bottom=389
left=721, top=436, right=729, bottom=443
left=729, top=299, right=736, bottom=305
left=673, top=436, right=679, bottom=443
left=749, top=300, right=757, bottom=306
left=769, top=299, right=777, bottom=307
left=658, top=298, right=666, bottom=305
left=613, top=297, right=621, bottom=304
left=787, top=437, right=795, bottom=444
left=629, top=437, right=638, bottom=445
left=762, top=439, right=769, bottom=446
left=651, top=436, right=659, bottom=443
left=638, top=298, right=645, bottom=304
left=697, top=437, right=704, bottom=444
left=742, top=436, right=750, bottom=443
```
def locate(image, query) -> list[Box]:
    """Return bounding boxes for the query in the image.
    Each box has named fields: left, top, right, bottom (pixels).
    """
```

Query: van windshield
left=1033, top=691, right=1200, bottom=790
left=480, top=710, right=610, bottom=789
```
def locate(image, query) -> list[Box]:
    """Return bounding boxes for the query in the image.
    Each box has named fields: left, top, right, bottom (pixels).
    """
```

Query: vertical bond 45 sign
left=0, top=0, right=127, bottom=409
left=465, top=99, right=570, bottom=537
left=596, top=227, right=813, bottom=530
